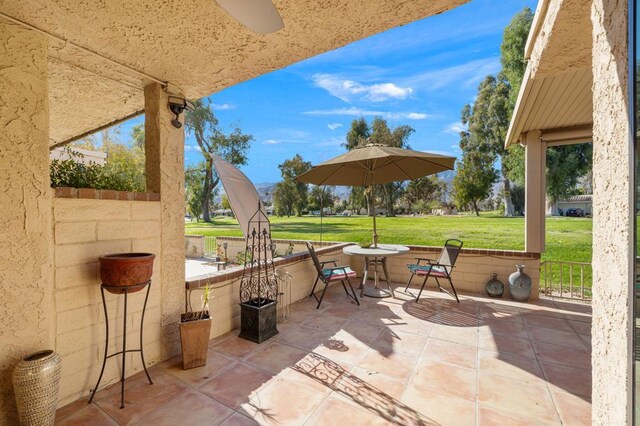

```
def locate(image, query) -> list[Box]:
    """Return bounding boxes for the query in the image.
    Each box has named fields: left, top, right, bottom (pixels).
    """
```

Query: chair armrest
left=320, top=260, right=338, bottom=267
left=414, top=258, right=435, bottom=265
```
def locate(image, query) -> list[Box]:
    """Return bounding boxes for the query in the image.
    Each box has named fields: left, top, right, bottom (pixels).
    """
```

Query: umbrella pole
left=370, top=186, right=378, bottom=248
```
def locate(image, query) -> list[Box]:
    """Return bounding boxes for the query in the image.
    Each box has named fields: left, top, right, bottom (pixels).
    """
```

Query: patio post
left=0, top=22, right=53, bottom=424
left=591, top=0, right=632, bottom=422
left=144, top=83, right=186, bottom=358
left=523, top=129, right=545, bottom=253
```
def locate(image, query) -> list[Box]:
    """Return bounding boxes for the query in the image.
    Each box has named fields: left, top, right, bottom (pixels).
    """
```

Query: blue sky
left=124, top=0, right=536, bottom=183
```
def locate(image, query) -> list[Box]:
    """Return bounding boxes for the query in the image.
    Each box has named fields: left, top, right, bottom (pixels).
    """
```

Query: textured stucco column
left=0, top=22, right=52, bottom=423
left=591, top=0, right=632, bottom=423
left=524, top=130, right=545, bottom=253
left=144, top=83, right=185, bottom=358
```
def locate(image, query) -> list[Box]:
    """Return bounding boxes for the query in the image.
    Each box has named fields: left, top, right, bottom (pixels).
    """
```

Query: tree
left=307, top=186, right=335, bottom=214
left=343, top=117, right=414, bottom=217
left=185, top=164, right=205, bottom=220
left=452, top=152, right=498, bottom=216
left=221, top=194, right=231, bottom=210
left=273, top=154, right=312, bottom=216
left=403, top=175, right=447, bottom=210
left=546, top=144, right=593, bottom=213
left=131, top=124, right=145, bottom=149
left=501, top=8, right=535, bottom=110
left=185, top=99, right=253, bottom=222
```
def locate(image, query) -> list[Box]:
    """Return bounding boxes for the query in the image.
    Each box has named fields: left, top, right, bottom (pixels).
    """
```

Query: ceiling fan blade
left=215, top=0, right=284, bottom=34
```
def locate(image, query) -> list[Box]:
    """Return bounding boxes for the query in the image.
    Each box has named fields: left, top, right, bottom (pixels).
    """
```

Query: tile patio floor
left=56, top=284, right=592, bottom=425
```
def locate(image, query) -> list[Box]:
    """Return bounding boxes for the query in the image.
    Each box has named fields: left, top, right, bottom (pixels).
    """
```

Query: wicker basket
left=12, top=350, right=62, bottom=426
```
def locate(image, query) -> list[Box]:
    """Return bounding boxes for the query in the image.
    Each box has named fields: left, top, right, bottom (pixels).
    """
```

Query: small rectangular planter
left=239, top=299, right=278, bottom=343
left=179, top=313, right=212, bottom=370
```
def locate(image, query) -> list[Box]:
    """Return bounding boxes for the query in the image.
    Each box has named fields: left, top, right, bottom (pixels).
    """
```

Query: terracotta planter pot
left=99, top=253, right=155, bottom=294
left=179, top=313, right=212, bottom=370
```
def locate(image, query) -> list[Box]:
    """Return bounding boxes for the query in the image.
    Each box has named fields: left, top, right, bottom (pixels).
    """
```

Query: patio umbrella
left=295, top=144, right=455, bottom=247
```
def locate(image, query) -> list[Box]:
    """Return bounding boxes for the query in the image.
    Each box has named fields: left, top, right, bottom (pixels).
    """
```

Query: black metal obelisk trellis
left=238, top=203, right=279, bottom=343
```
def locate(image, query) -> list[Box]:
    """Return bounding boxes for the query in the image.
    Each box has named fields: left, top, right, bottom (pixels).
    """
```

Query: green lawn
left=185, top=214, right=592, bottom=263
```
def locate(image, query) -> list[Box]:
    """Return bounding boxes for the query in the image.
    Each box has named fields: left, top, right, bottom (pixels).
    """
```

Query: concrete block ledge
left=54, top=186, right=161, bottom=201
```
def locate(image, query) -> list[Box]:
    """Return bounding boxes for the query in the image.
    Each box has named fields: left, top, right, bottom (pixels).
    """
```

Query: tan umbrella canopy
left=295, top=144, right=456, bottom=247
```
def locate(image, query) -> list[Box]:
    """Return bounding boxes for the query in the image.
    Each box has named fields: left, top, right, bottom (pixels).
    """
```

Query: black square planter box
left=239, top=299, right=278, bottom=343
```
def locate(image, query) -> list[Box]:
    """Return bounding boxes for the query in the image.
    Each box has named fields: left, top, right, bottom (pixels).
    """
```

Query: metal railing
left=540, top=261, right=592, bottom=302
left=204, top=236, right=217, bottom=257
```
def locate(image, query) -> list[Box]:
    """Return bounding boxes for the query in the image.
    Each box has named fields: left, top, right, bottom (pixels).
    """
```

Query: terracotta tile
left=314, top=335, right=371, bottom=368
left=478, top=329, right=535, bottom=358
left=337, top=320, right=385, bottom=346
left=162, top=351, right=237, bottom=386
left=527, top=327, right=588, bottom=350
left=522, top=314, right=573, bottom=332
left=408, top=359, right=476, bottom=401
left=199, top=363, right=274, bottom=408
left=238, top=378, right=327, bottom=425
left=220, top=412, right=259, bottom=425
left=422, top=338, right=477, bottom=369
left=532, top=341, right=591, bottom=370
left=348, top=367, right=408, bottom=400
left=302, top=313, right=349, bottom=332
left=385, top=313, right=436, bottom=336
left=321, top=303, right=363, bottom=319
left=244, top=341, right=308, bottom=374
left=56, top=398, right=90, bottom=420
left=400, top=389, right=475, bottom=426
left=541, top=362, right=591, bottom=398
left=551, top=390, right=591, bottom=425
left=55, top=404, right=116, bottom=426
left=478, top=404, right=556, bottom=426
left=277, top=325, right=333, bottom=351
left=478, top=373, right=560, bottom=423
left=278, top=367, right=334, bottom=394
left=354, top=306, right=403, bottom=328
left=306, top=394, right=392, bottom=425
left=94, top=372, right=190, bottom=425
left=288, top=352, right=346, bottom=392
left=136, top=390, right=234, bottom=425
left=479, top=317, right=528, bottom=338
left=358, top=346, right=420, bottom=381
left=478, top=350, right=545, bottom=385
left=568, top=320, right=591, bottom=335
left=371, top=329, right=428, bottom=357
left=211, top=335, right=262, bottom=359
left=429, top=324, right=478, bottom=347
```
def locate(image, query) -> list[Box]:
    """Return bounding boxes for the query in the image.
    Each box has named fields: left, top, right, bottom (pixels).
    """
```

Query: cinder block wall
left=185, top=244, right=353, bottom=339
left=53, top=197, right=163, bottom=406
left=353, top=247, right=541, bottom=299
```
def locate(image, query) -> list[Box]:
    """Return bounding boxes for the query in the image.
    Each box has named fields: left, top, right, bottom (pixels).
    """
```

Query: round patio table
left=343, top=244, right=410, bottom=298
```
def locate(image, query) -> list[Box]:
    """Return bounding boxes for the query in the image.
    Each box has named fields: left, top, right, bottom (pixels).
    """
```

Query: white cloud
left=327, top=123, right=343, bottom=130
left=263, top=139, right=282, bottom=145
left=212, top=103, right=235, bottom=110
left=184, top=145, right=201, bottom=152
left=304, top=107, right=430, bottom=121
left=444, top=122, right=466, bottom=134
left=401, top=57, right=500, bottom=92
left=312, top=74, right=413, bottom=102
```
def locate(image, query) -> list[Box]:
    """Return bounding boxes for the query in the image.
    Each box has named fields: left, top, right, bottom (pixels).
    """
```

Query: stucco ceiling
left=0, top=0, right=469, bottom=146
left=506, top=0, right=593, bottom=146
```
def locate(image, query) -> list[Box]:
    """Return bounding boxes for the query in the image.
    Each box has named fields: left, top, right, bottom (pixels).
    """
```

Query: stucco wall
left=0, top=22, right=52, bottom=424
left=53, top=197, right=163, bottom=406
left=591, top=0, right=632, bottom=423
left=185, top=235, right=205, bottom=258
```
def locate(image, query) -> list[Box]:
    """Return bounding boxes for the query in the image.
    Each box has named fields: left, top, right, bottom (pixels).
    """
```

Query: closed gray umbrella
left=295, top=144, right=455, bottom=247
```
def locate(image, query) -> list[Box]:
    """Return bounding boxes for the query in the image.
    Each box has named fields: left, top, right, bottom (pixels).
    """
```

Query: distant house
left=432, top=204, right=458, bottom=216
left=556, top=195, right=592, bottom=216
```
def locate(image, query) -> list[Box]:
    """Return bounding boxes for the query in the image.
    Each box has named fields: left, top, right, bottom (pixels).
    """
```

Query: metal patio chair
left=404, top=239, right=463, bottom=303
left=306, top=242, right=360, bottom=309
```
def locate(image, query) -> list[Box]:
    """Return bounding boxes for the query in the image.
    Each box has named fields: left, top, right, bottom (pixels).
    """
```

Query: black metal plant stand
left=88, top=281, right=153, bottom=409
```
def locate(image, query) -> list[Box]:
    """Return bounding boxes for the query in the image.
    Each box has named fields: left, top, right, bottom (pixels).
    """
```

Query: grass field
left=185, top=214, right=592, bottom=263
